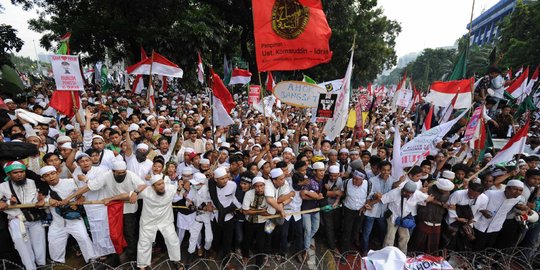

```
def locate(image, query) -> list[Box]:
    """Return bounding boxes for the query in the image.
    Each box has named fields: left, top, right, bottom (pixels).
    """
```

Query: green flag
left=448, top=50, right=467, bottom=81
left=478, top=124, right=493, bottom=161
left=514, top=95, right=537, bottom=118
left=302, top=74, right=317, bottom=84
left=56, top=32, right=71, bottom=55
left=101, top=65, right=111, bottom=92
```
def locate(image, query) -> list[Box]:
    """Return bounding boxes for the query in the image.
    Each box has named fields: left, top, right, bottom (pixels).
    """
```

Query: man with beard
left=65, top=152, right=116, bottom=259
left=410, top=178, right=454, bottom=254
left=124, top=124, right=153, bottom=180
left=0, top=161, right=46, bottom=269
left=82, top=109, right=119, bottom=170
left=62, top=160, right=144, bottom=261
left=39, top=166, right=96, bottom=263
left=136, top=175, right=182, bottom=269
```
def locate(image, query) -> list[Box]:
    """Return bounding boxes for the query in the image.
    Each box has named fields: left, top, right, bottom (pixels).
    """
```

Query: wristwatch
left=134, top=189, right=141, bottom=195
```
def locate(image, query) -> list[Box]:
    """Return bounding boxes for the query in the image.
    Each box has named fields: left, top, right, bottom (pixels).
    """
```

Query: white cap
left=57, top=135, right=72, bottom=144
left=313, top=162, right=325, bottom=170
left=150, top=174, right=163, bottom=185
left=272, top=157, right=282, bottom=163
left=184, top=147, right=194, bottom=154
left=182, top=167, right=193, bottom=175
left=147, top=115, right=156, bottom=121
left=300, top=136, right=309, bottom=141
left=221, top=142, right=231, bottom=149
left=252, top=176, right=266, bottom=185
left=442, top=171, right=455, bottom=180
left=339, top=148, right=349, bottom=154
left=39, top=166, right=56, bottom=176
left=112, top=160, right=127, bottom=170
left=136, top=143, right=149, bottom=151
left=190, top=172, right=207, bottom=185
left=273, top=142, right=282, bottom=148
left=97, top=124, right=106, bottom=133
left=60, top=142, right=72, bottom=149
left=352, top=170, right=366, bottom=179
left=129, top=124, right=140, bottom=132
left=507, top=179, right=524, bottom=189
left=329, top=165, right=340, bottom=174
left=65, top=124, right=75, bottom=130
left=92, top=135, right=104, bottom=141
left=251, top=144, right=262, bottom=150
left=138, top=120, right=147, bottom=125
left=214, top=167, right=228, bottom=178
left=199, top=158, right=210, bottom=165
left=435, top=178, right=454, bottom=191
left=257, top=159, right=267, bottom=169
left=270, top=168, right=284, bottom=179
left=283, top=147, right=295, bottom=157
left=4, top=99, right=14, bottom=104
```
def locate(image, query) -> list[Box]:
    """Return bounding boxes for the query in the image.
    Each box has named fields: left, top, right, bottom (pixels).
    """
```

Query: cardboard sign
left=248, top=85, right=261, bottom=105
left=51, top=55, right=84, bottom=91
left=396, top=89, right=413, bottom=108
left=316, top=93, right=337, bottom=118
left=463, top=106, right=482, bottom=142
left=274, top=81, right=327, bottom=108
left=358, top=91, right=370, bottom=111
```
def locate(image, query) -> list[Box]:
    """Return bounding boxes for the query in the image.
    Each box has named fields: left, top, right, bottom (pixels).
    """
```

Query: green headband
left=4, top=163, right=27, bottom=174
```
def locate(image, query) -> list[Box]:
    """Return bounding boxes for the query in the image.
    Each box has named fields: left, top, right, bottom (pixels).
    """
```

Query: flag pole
left=208, top=66, right=217, bottom=151
left=258, top=72, right=272, bottom=137
left=148, top=50, right=155, bottom=114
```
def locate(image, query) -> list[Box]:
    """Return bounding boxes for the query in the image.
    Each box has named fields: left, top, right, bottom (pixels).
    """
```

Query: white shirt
left=87, top=171, right=145, bottom=214
left=474, top=190, right=521, bottom=233
left=341, top=179, right=369, bottom=211
left=203, top=181, right=240, bottom=222
left=0, top=179, right=39, bottom=219
left=186, top=186, right=213, bottom=223
left=139, top=184, right=177, bottom=230
left=126, top=154, right=153, bottom=180
left=242, top=189, right=268, bottom=224
left=445, top=189, right=488, bottom=225
left=48, top=178, right=79, bottom=223
left=72, top=166, right=107, bottom=201
left=285, top=180, right=302, bottom=221
left=381, top=188, right=427, bottom=222
left=264, top=179, right=291, bottom=215
left=365, top=175, right=394, bottom=218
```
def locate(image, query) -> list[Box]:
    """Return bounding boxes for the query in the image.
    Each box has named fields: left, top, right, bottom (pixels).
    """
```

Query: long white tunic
left=87, top=171, right=145, bottom=214
left=445, top=189, right=489, bottom=225
left=474, top=190, right=521, bottom=233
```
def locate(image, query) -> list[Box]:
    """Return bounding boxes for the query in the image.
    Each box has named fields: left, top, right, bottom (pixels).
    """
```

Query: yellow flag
left=346, top=109, right=356, bottom=128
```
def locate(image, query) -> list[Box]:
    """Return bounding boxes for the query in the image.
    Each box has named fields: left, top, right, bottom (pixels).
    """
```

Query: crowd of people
left=0, top=66, right=539, bottom=270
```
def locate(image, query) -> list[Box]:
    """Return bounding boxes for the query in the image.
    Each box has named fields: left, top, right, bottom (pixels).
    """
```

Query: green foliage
left=0, top=24, right=24, bottom=67
left=401, top=48, right=456, bottom=90
left=9, top=54, right=49, bottom=73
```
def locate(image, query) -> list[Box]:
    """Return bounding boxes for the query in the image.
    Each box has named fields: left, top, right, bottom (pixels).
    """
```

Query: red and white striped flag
left=126, top=52, right=183, bottom=78
left=424, top=78, right=473, bottom=109
left=228, top=68, right=252, bottom=85
left=211, top=70, right=235, bottom=126
left=266, top=71, right=275, bottom=92
left=486, top=119, right=530, bottom=166
left=439, top=90, right=459, bottom=124
left=506, top=66, right=529, bottom=99
left=132, top=75, right=144, bottom=94
left=525, top=66, right=538, bottom=96
left=422, top=104, right=434, bottom=132
left=197, top=52, right=205, bottom=85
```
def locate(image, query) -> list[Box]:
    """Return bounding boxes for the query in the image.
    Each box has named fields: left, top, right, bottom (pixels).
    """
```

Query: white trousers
left=84, top=204, right=116, bottom=257
left=137, top=223, right=180, bottom=268
left=188, top=220, right=212, bottom=254
left=8, top=219, right=46, bottom=270
left=48, top=219, right=96, bottom=263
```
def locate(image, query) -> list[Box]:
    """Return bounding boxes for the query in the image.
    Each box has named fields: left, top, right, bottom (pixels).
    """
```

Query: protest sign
left=396, top=88, right=413, bottom=108
left=51, top=55, right=85, bottom=91
left=316, top=93, right=337, bottom=118
left=463, top=106, right=482, bottom=142
left=274, top=81, right=327, bottom=108
left=248, top=85, right=261, bottom=105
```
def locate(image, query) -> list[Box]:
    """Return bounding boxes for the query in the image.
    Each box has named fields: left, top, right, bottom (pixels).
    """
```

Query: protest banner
left=463, top=106, right=482, bottom=142
left=274, top=81, right=326, bottom=108
left=396, top=88, right=413, bottom=108
left=51, top=55, right=85, bottom=91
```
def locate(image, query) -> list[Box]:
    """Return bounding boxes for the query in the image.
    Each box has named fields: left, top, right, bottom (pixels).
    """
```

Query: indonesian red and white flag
left=147, top=84, right=156, bottom=109
left=486, top=119, right=530, bottom=166
left=197, top=52, right=205, bottom=85
left=126, top=52, right=183, bottom=78
left=212, top=71, right=235, bottom=126
left=506, top=66, right=529, bottom=99
left=422, top=104, right=434, bottom=132
left=424, top=78, right=473, bottom=109
left=132, top=75, right=144, bottom=94
left=160, top=75, right=168, bottom=92
left=439, top=90, right=459, bottom=124
left=525, top=66, right=538, bottom=96
left=228, top=68, right=252, bottom=85
left=266, top=71, right=275, bottom=92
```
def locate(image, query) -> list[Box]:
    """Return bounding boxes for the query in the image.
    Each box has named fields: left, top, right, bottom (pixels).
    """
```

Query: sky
left=2, top=0, right=501, bottom=61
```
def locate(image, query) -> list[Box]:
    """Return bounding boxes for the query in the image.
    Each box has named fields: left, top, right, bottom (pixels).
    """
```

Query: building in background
left=467, top=0, right=518, bottom=46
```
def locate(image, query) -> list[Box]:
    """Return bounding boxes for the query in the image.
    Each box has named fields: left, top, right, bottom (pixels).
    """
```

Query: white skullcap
left=257, top=159, right=267, bottom=169
left=92, top=135, right=104, bottom=141
left=403, top=181, right=417, bottom=192
left=39, top=166, right=56, bottom=176
left=484, top=153, right=493, bottom=158
left=507, top=179, right=524, bottom=189
left=199, top=158, right=210, bottom=165
left=352, top=170, right=366, bottom=179
left=270, top=168, right=283, bottom=179
left=273, top=142, right=282, bottom=147
left=96, top=124, right=106, bottom=133
left=221, top=142, right=230, bottom=149
left=251, top=144, right=262, bottom=150
left=190, top=172, right=207, bottom=185
left=313, top=162, right=325, bottom=170
left=184, top=147, right=194, bottom=154
left=129, top=123, right=140, bottom=132
left=214, top=167, right=228, bottom=178
left=136, top=143, right=149, bottom=151
left=138, top=120, right=147, bottom=125
left=300, top=136, right=309, bottom=141
left=272, top=157, right=282, bottom=163
left=435, top=178, right=454, bottom=191
left=150, top=174, right=163, bottom=185
left=329, top=165, right=340, bottom=174
left=112, top=160, right=127, bottom=170
left=252, top=177, right=266, bottom=185
left=158, top=116, right=167, bottom=120
left=57, top=135, right=72, bottom=144
left=65, top=124, right=75, bottom=130
left=442, top=171, right=455, bottom=180
left=60, top=142, right=72, bottom=149
left=163, top=128, right=172, bottom=134
left=283, top=147, right=295, bottom=157
left=182, top=167, right=193, bottom=175
left=339, top=148, right=349, bottom=154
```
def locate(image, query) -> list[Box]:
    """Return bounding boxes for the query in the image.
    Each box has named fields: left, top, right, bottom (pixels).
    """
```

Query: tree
left=0, top=24, right=24, bottom=67
left=497, top=0, right=540, bottom=68
left=402, top=48, right=456, bottom=90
